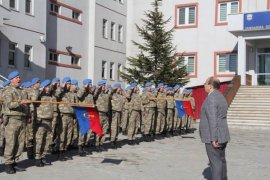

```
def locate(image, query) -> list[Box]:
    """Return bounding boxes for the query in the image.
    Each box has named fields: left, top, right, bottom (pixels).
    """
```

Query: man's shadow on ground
left=202, top=166, right=212, bottom=180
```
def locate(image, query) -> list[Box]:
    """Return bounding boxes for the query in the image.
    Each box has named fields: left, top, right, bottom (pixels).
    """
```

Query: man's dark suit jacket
left=199, top=90, right=230, bottom=144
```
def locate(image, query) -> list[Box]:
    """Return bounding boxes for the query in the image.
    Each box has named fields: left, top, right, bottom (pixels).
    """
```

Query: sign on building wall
left=244, top=11, right=270, bottom=31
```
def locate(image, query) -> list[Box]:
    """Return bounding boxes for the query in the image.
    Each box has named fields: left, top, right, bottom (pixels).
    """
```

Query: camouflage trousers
left=4, top=116, right=26, bottom=165
left=174, top=108, right=180, bottom=130
left=127, top=110, right=140, bottom=140
left=95, top=112, right=108, bottom=146
left=143, top=108, right=155, bottom=135
left=110, top=111, right=121, bottom=142
left=72, top=120, right=86, bottom=146
left=59, top=114, right=74, bottom=151
left=0, top=123, right=4, bottom=148
left=26, top=111, right=36, bottom=148
left=35, top=118, right=52, bottom=160
left=121, top=109, right=129, bottom=131
left=48, top=112, right=59, bottom=146
left=166, top=108, right=174, bottom=131
left=155, top=110, right=166, bottom=134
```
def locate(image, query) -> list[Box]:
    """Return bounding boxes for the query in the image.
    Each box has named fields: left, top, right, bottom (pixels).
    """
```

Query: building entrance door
left=257, top=48, right=270, bottom=85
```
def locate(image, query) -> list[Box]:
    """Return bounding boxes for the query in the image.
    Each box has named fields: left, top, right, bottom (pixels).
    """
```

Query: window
left=72, top=11, right=81, bottom=21
left=217, top=0, right=240, bottom=24
left=24, top=45, right=32, bottom=68
left=118, top=25, right=123, bottom=43
left=8, top=42, right=17, bottom=66
left=25, top=0, right=32, bottom=14
left=102, top=61, right=107, bottom=79
left=50, top=3, right=60, bottom=13
left=71, top=56, right=80, bottom=65
left=110, top=62, right=115, bottom=80
left=175, top=3, right=198, bottom=28
left=117, top=64, right=123, bottom=81
left=49, top=52, right=59, bottom=62
left=217, top=54, right=237, bottom=74
left=9, top=0, right=16, bottom=9
left=102, top=19, right=108, bottom=38
left=179, top=56, right=196, bottom=76
left=111, top=22, right=116, bottom=41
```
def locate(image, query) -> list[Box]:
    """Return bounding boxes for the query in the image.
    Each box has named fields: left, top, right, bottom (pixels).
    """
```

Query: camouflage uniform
left=156, top=91, right=167, bottom=135
left=110, top=92, right=125, bottom=143
left=121, top=90, right=132, bottom=132
left=141, top=91, right=156, bottom=136
left=58, top=90, right=77, bottom=151
left=166, top=94, right=175, bottom=132
left=0, top=88, right=6, bottom=154
left=35, top=93, right=54, bottom=160
left=127, top=92, right=141, bottom=141
left=95, top=91, right=110, bottom=147
left=2, top=84, right=28, bottom=165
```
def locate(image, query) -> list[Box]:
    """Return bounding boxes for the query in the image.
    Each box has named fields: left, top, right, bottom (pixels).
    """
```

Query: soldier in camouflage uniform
left=0, top=80, right=10, bottom=156
left=121, top=86, right=132, bottom=134
left=141, top=82, right=156, bottom=141
left=2, top=71, right=30, bottom=174
left=127, top=85, right=141, bottom=145
left=58, top=77, right=76, bottom=161
left=155, top=83, right=167, bottom=137
left=26, top=77, right=41, bottom=159
left=95, top=80, right=110, bottom=152
left=166, top=87, right=175, bottom=136
left=173, top=85, right=182, bottom=135
left=35, top=80, right=54, bottom=167
left=110, top=83, right=125, bottom=148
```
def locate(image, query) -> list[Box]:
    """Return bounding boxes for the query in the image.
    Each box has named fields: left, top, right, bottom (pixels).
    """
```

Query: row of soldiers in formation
left=0, top=70, right=195, bottom=174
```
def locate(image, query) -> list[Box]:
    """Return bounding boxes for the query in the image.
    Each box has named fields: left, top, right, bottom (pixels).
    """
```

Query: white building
left=127, top=0, right=270, bottom=87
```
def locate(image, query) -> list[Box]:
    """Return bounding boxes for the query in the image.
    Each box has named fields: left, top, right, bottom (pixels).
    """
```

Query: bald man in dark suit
left=199, top=77, right=230, bottom=180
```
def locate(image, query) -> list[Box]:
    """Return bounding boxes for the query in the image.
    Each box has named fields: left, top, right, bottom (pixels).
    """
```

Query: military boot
left=41, top=158, right=52, bottom=166
left=78, top=145, right=86, bottom=157
left=26, top=147, right=34, bottom=159
left=58, top=150, right=67, bottom=161
left=5, top=164, right=15, bottom=174
left=13, top=163, right=26, bottom=172
left=35, top=159, right=44, bottom=167
left=111, top=141, right=117, bottom=149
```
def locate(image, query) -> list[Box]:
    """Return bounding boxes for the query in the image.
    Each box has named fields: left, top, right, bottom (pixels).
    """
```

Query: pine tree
left=120, top=0, right=189, bottom=87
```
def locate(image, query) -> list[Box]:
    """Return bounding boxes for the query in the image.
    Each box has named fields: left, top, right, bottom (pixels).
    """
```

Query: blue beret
left=157, top=83, right=164, bottom=88
left=130, top=82, right=137, bottom=88
left=174, top=85, right=181, bottom=90
left=71, top=80, right=78, bottom=85
left=32, top=77, right=41, bottom=84
left=8, top=70, right=20, bottom=80
left=167, top=87, right=173, bottom=91
left=125, top=86, right=131, bottom=91
left=52, top=77, right=60, bottom=83
left=20, top=82, right=26, bottom=88
left=62, top=76, right=71, bottom=83
left=114, top=83, right=121, bottom=88
left=40, top=80, right=51, bottom=88
left=83, top=79, right=92, bottom=85
left=97, top=80, right=106, bottom=86
left=3, top=80, right=10, bottom=87
left=145, top=82, right=152, bottom=87
left=106, top=84, right=111, bottom=88
left=24, top=81, right=32, bottom=88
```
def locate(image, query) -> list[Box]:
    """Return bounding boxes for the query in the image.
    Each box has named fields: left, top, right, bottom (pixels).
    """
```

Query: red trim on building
left=49, top=12, right=82, bottom=25
left=50, top=0, right=82, bottom=13
left=174, top=3, right=198, bottom=29
left=175, top=52, right=198, bottom=78
left=49, top=49, right=82, bottom=58
left=215, top=0, right=242, bottom=26
left=268, top=0, right=270, bottom=9
left=48, top=61, right=81, bottom=69
left=214, top=51, right=237, bottom=77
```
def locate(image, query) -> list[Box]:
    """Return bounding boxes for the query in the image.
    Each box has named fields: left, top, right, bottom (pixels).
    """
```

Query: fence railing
left=223, top=75, right=241, bottom=106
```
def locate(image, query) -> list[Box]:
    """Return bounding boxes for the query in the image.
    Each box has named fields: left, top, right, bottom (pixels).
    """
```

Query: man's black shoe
left=128, top=140, right=135, bottom=145
left=35, top=159, right=44, bottom=167
left=13, top=163, right=26, bottom=172
left=78, top=145, right=86, bottom=157
left=58, top=151, right=67, bottom=161
left=5, top=164, right=16, bottom=174
left=41, top=158, right=52, bottom=166
left=111, top=141, right=117, bottom=149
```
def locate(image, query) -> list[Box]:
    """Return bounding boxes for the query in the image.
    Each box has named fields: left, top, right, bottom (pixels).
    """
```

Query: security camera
left=39, top=36, right=46, bottom=43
